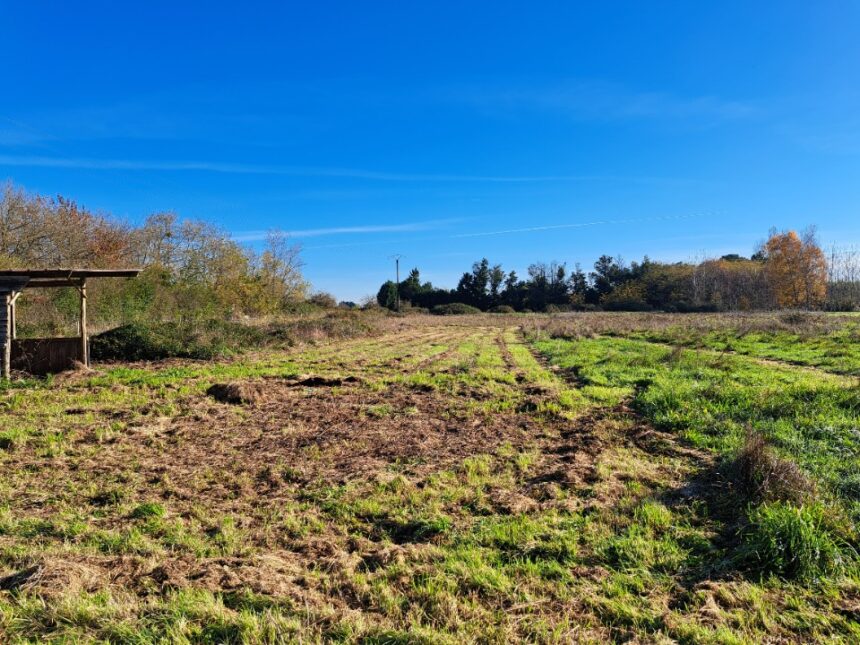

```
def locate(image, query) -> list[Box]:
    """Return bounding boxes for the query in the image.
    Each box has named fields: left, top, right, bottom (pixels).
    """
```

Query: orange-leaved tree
left=762, top=228, right=827, bottom=309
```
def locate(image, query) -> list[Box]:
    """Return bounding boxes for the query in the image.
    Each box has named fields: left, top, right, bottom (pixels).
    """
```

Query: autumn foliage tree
left=761, top=229, right=828, bottom=309
left=0, top=182, right=308, bottom=333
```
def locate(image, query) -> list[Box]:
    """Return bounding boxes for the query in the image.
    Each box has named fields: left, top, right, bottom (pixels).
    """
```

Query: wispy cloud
left=284, top=213, right=712, bottom=251
left=233, top=219, right=458, bottom=242
left=451, top=213, right=709, bottom=238
left=450, top=80, right=758, bottom=124
left=0, top=154, right=590, bottom=182
left=0, top=153, right=705, bottom=187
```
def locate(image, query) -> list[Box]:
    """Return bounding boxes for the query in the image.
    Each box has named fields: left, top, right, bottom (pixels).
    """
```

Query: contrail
left=292, top=213, right=711, bottom=251
left=450, top=213, right=708, bottom=238
left=233, top=219, right=456, bottom=242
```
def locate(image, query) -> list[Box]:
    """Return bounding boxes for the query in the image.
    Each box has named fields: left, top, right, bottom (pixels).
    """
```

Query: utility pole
left=389, top=254, right=404, bottom=311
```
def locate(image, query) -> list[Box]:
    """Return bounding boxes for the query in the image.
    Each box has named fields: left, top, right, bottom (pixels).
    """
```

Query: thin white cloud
left=233, top=220, right=455, bottom=242
left=282, top=213, right=712, bottom=251
left=0, top=154, right=587, bottom=182
left=451, top=80, right=758, bottom=124
left=451, top=213, right=709, bottom=238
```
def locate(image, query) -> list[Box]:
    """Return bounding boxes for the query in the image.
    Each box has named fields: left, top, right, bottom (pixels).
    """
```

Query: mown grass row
left=531, top=333, right=860, bottom=583
left=621, top=324, right=860, bottom=376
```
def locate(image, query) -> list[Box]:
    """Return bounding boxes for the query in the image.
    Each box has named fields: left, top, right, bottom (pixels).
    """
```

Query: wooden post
left=79, top=279, right=88, bottom=366
left=9, top=291, right=19, bottom=340
left=2, top=293, right=10, bottom=379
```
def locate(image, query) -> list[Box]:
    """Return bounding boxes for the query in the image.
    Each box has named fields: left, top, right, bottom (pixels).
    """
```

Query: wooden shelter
left=0, top=269, right=141, bottom=378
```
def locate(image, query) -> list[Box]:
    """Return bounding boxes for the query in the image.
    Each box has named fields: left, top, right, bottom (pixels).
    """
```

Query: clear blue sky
left=2, top=1, right=859, bottom=301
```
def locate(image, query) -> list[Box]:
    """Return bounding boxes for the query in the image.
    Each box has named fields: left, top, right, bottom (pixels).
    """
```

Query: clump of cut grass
left=729, top=433, right=815, bottom=505
left=130, top=502, right=166, bottom=520
left=89, top=486, right=128, bottom=507
left=206, top=382, right=266, bottom=405
left=739, top=501, right=855, bottom=581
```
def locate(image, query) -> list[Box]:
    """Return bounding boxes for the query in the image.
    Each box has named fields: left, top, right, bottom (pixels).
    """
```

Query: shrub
left=739, top=502, right=853, bottom=580
left=431, top=303, right=481, bottom=316
left=91, top=320, right=267, bottom=361
left=308, top=292, right=338, bottom=308
left=779, top=311, right=817, bottom=326
left=488, top=305, right=516, bottom=314
left=91, top=312, right=378, bottom=362
left=266, top=311, right=376, bottom=344
left=602, top=298, right=654, bottom=312
left=825, top=299, right=858, bottom=312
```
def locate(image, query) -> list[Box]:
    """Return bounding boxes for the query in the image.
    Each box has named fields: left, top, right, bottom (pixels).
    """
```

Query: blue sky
left=1, top=1, right=859, bottom=300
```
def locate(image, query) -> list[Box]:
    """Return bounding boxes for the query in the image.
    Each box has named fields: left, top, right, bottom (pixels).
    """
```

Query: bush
left=308, top=292, right=338, bottom=308
left=266, top=311, right=376, bottom=344
left=602, top=298, right=654, bottom=312
left=778, top=311, right=820, bottom=327
left=91, top=320, right=267, bottom=361
left=488, top=305, right=516, bottom=314
left=739, top=502, right=853, bottom=580
left=825, top=299, right=858, bottom=312
left=91, top=312, right=378, bottom=362
left=431, top=303, right=481, bottom=316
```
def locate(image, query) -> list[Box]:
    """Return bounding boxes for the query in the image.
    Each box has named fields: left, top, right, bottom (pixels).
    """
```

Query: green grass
left=0, top=315, right=859, bottom=642
left=532, top=335, right=860, bottom=515
left=627, top=325, right=860, bottom=376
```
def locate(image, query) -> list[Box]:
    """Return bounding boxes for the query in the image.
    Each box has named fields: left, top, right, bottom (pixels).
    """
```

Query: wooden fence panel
left=11, top=338, right=83, bottom=375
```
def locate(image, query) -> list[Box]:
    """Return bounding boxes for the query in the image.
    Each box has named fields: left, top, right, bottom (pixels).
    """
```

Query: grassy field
left=0, top=312, right=859, bottom=643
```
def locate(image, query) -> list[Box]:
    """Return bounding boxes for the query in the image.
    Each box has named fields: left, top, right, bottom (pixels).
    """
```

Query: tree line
left=377, top=228, right=857, bottom=312
left=0, top=182, right=308, bottom=334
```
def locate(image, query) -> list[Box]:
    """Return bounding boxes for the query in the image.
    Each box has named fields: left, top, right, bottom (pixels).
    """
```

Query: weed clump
left=729, top=433, right=814, bottom=505
left=130, top=502, right=166, bottom=519
left=739, top=501, right=854, bottom=581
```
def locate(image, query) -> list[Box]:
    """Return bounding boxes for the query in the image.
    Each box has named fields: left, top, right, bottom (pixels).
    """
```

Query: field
left=0, top=312, right=859, bottom=643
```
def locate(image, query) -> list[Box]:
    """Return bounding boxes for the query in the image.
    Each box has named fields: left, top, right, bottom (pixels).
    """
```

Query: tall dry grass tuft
left=729, top=433, right=815, bottom=505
